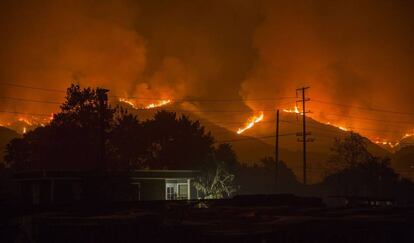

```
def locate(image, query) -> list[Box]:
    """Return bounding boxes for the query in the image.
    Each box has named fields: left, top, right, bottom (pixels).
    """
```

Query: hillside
left=2, top=101, right=398, bottom=183
left=117, top=102, right=391, bottom=183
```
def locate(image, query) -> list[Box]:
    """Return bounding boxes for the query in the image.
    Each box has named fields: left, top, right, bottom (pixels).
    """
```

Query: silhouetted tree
left=107, top=108, right=147, bottom=170
left=5, top=84, right=114, bottom=171
left=4, top=84, right=241, bottom=202
left=327, top=132, right=372, bottom=173
left=321, top=133, right=412, bottom=199
left=323, top=156, right=399, bottom=198
left=5, top=85, right=229, bottom=174
left=142, top=110, right=215, bottom=170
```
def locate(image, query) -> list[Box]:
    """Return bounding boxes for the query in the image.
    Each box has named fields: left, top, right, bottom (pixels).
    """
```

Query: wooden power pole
left=97, top=88, right=109, bottom=171
left=296, top=87, right=312, bottom=185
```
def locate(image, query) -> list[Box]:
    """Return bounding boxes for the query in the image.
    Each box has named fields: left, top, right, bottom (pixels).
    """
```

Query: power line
left=215, top=133, right=297, bottom=143
left=0, top=82, right=66, bottom=93
left=0, top=110, right=51, bottom=117
left=115, top=96, right=297, bottom=102
left=0, top=96, right=61, bottom=105
left=312, top=99, right=414, bottom=116
left=0, top=81, right=297, bottom=102
left=2, top=81, right=414, bottom=116
left=313, top=113, right=414, bottom=125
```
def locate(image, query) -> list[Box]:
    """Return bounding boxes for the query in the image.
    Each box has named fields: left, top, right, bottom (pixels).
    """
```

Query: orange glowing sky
left=0, top=0, right=413, bottom=143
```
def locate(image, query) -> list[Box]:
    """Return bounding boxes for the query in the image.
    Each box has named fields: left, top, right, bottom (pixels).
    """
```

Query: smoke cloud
left=0, top=0, right=413, bottom=141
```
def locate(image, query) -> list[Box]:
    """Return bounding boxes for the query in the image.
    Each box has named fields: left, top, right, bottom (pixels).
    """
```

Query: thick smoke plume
left=0, top=0, right=413, bottom=141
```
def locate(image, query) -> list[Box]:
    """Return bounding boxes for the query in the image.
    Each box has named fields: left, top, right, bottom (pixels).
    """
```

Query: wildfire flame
left=119, top=98, right=171, bottom=109
left=338, top=126, right=349, bottom=132
left=326, top=122, right=350, bottom=132
left=119, top=98, right=139, bottom=109
left=18, top=117, right=33, bottom=126
left=283, top=106, right=300, bottom=114
left=145, top=99, right=171, bottom=109
left=375, top=140, right=400, bottom=148
left=403, top=133, right=414, bottom=139
left=237, top=112, right=264, bottom=134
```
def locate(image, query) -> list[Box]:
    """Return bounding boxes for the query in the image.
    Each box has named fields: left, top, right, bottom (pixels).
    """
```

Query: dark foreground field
left=1, top=197, right=414, bottom=243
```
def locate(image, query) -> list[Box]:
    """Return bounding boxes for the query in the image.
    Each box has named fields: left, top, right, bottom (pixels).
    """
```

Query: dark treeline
left=1, top=84, right=414, bottom=203
left=5, top=84, right=216, bottom=172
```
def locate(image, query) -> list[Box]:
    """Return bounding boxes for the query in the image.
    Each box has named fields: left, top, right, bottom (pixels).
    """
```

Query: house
left=13, top=170, right=200, bottom=205
left=129, top=170, right=200, bottom=201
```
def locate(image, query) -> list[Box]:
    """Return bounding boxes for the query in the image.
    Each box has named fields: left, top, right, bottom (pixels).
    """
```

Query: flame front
left=18, top=117, right=33, bottom=126
left=145, top=99, right=171, bottom=109
left=119, top=98, right=139, bottom=109
left=283, top=106, right=300, bottom=114
left=237, top=112, right=264, bottom=134
left=119, top=97, right=171, bottom=109
left=326, top=122, right=350, bottom=132
left=338, top=126, right=349, bottom=132
left=375, top=140, right=400, bottom=148
left=403, top=133, right=414, bottom=139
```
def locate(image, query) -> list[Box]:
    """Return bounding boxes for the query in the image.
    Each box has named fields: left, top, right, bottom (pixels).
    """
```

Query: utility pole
left=275, top=109, right=279, bottom=193
left=97, top=88, right=109, bottom=172
left=296, top=87, right=313, bottom=185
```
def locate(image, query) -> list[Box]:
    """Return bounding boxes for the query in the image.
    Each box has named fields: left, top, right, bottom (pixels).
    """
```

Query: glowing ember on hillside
left=338, top=126, right=349, bottom=132
left=119, top=98, right=139, bottom=109
left=18, top=117, right=33, bottom=126
left=403, top=133, right=414, bottom=139
left=325, top=122, right=350, bottom=132
left=119, top=98, right=171, bottom=109
left=283, top=106, right=300, bottom=114
left=375, top=140, right=400, bottom=148
left=237, top=112, right=264, bottom=134
left=146, top=99, right=171, bottom=109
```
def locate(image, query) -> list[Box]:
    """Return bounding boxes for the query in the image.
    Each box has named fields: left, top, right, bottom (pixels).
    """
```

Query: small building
left=13, top=170, right=200, bottom=205
left=130, top=170, right=200, bottom=201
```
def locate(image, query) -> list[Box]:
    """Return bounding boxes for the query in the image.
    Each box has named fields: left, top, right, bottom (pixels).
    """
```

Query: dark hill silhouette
left=398, top=135, right=414, bottom=149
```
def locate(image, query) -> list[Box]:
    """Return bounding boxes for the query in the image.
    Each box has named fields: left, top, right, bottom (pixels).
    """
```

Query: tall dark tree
left=322, top=156, right=400, bottom=198
left=321, top=133, right=407, bottom=199
left=5, top=84, right=114, bottom=171
left=143, top=110, right=215, bottom=170
left=327, top=132, right=372, bottom=172
left=5, top=85, right=223, bottom=173
left=107, top=108, right=147, bottom=170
